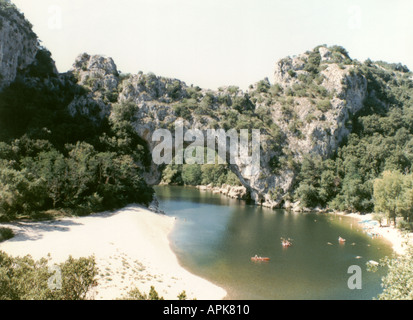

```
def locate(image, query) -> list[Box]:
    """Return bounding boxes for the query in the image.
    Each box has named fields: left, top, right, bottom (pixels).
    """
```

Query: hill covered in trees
left=0, top=1, right=154, bottom=220
left=294, top=60, right=413, bottom=203
left=1, top=1, right=413, bottom=231
left=293, top=58, right=413, bottom=228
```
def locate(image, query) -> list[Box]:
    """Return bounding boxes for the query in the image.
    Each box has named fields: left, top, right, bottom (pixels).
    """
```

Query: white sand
left=335, top=212, right=413, bottom=255
left=0, top=205, right=227, bottom=300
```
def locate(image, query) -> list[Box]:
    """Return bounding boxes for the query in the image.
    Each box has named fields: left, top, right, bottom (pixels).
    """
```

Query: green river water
left=154, top=186, right=393, bottom=300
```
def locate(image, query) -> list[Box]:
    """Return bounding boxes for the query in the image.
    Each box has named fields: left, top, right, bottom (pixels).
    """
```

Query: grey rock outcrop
left=0, top=3, right=395, bottom=213
left=66, top=45, right=368, bottom=209
left=252, top=47, right=367, bottom=208
left=0, top=3, right=39, bottom=89
left=271, top=48, right=367, bottom=160
left=197, top=184, right=248, bottom=200
left=68, top=53, right=119, bottom=120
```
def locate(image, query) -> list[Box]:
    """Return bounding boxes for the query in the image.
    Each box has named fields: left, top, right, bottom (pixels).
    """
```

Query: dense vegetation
left=0, top=49, right=153, bottom=221
left=3, top=0, right=412, bottom=300
left=368, top=247, right=413, bottom=300
left=120, top=286, right=189, bottom=300
left=0, top=227, right=13, bottom=242
left=0, top=251, right=98, bottom=300
left=156, top=46, right=413, bottom=232
left=161, top=149, right=241, bottom=187
left=1, top=26, right=412, bottom=224
left=293, top=58, right=413, bottom=229
left=164, top=46, right=413, bottom=231
left=0, top=0, right=36, bottom=41
left=372, top=171, right=413, bottom=227
left=0, top=250, right=187, bottom=300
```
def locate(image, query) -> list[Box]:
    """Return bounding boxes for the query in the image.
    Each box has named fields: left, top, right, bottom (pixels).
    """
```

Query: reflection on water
left=155, top=186, right=393, bottom=300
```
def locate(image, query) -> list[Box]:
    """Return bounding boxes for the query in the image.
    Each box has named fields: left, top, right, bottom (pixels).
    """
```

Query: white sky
left=12, top=0, right=413, bottom=90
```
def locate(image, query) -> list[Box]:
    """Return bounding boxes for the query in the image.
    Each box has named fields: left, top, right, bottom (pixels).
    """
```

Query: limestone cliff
left=255, top=47, right=368, bottom=207
left=0, top=3, right=371, bottom=210
left=66, top=46, right=368, bottom=209
left=0, top=1, right=39, bottom=89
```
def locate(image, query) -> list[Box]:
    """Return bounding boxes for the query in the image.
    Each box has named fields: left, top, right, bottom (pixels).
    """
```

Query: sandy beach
left=336, top=212, right=413, bottom=256
left=0, top=205, right=227, bottom=300
left=1, top=204, right=411, bottom=301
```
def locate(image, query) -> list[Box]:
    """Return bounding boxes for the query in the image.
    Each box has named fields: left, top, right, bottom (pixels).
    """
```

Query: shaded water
left=155, top=186, right=393, bottom=300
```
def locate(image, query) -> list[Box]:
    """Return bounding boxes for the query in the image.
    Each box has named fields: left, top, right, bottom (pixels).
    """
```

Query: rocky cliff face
left=271, top=48, right=367, bottom=159
left=0, top=2, right=39, bottom=89
left=254, top=47, right=368, bottom=207
left=65, top=46, right=368, bottom=208
left=68, top=53, right=119, bottom=121
left=0, top=3, right=370, bottom=210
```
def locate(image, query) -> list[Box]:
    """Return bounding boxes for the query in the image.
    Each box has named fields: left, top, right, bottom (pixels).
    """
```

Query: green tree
left=0, top=228, right=14, bottom=242
left=296, top=184, right=318, bottom=208
left=0, top=251, right=98, bottom=300
left=58, top=256, right=99, bottom=300
left=23, top=149, right=67, bottom=208
left=373, top=171, right=405, bottom=225
left=177, top=290, right=188, bottom=300
left=0, top=166, right=48, bottom=218
left=120, top=286, right=164, bottom=300
left=161, top=164, right=183, bottom=185
left=181, top=164, right=202, bottom=186
left=399, top=173, right=413, bottom=224
left=367, top=247, right=413, bottom=300
left=201, top=164, right=227, bottom=186
left=64, top=142, right=99, bottom=208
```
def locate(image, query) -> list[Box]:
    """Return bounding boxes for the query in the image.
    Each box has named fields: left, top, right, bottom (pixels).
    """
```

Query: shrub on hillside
left=0, top=251, right=98, bottom=300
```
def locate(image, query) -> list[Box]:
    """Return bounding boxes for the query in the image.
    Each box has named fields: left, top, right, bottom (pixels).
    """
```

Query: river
left=154, top=185, right=392, bottom=300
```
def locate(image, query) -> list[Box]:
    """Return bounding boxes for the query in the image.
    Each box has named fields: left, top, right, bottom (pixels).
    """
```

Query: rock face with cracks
left=0, top=2, right=39, bottom=89
left=0, top=8, right=368, bottom=209
left=66, top=47, right=367, bottom=208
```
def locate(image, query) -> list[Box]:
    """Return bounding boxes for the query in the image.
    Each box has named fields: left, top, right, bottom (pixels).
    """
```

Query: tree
left=120, top=286, right=164, bottom=300
left=65, top=142, right=98, bottom=208
left=177, top=290, right=188, bottom=300
left=0, top=165, right=48, bottom=217
left=166, top=80, right=183, bottom=100
left=30, top=150, right=67, bottom=208
left=400, top=173, right=413, bottom=223
left=161, top=164, right=183, bottom=185
left=367, top=247, right=413, bottom=300
left=58, top=255, right=99, bottom=300
left=201, top=164, right=228, bottom=186
left=0, top=251, right=98, bottom=300
left=373, top=171, right=405, bottom=225
left=304, top=50, right=321, bottom=74
left=340, top=175, right=371, bottom=212
left=181, top=164, right=202, bottom=186
left=316, top=99, right=332, bottom=112
left=296, top=184, right=318, bottom=208
left=372, top=212, right=386, bottom=227
left=319, top=170, right=338, bottom=204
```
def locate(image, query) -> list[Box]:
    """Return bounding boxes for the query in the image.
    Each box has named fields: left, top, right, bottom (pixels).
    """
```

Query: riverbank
left=334, top=212, right=413, bottom=256
left=283, top=199, right=412, bottom=256
left=197, top=185, right=413, bottom=256
left=196, top=184, right=248, bottom=200
left=0, top=205, right=227, bottom=300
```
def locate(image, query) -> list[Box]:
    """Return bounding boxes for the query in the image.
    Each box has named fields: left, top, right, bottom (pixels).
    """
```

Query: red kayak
left=282, top=240, right=292, bottom=247
left=251, top=256, right=270, bottom=262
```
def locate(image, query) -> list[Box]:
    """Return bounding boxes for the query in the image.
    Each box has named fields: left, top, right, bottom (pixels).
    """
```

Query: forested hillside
left=1, top=1, right=413, bottom=229
left=294, top=60, right=413, bottom=220
left=0, top=1, right=153, bottom=220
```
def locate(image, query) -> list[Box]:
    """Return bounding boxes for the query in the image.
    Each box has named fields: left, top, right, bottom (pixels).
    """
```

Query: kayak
left=282, top=240, right=292, bottom=247
left=251, top=256, right=270, bottom=262
left=281, top=237, right=293, bottom=247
